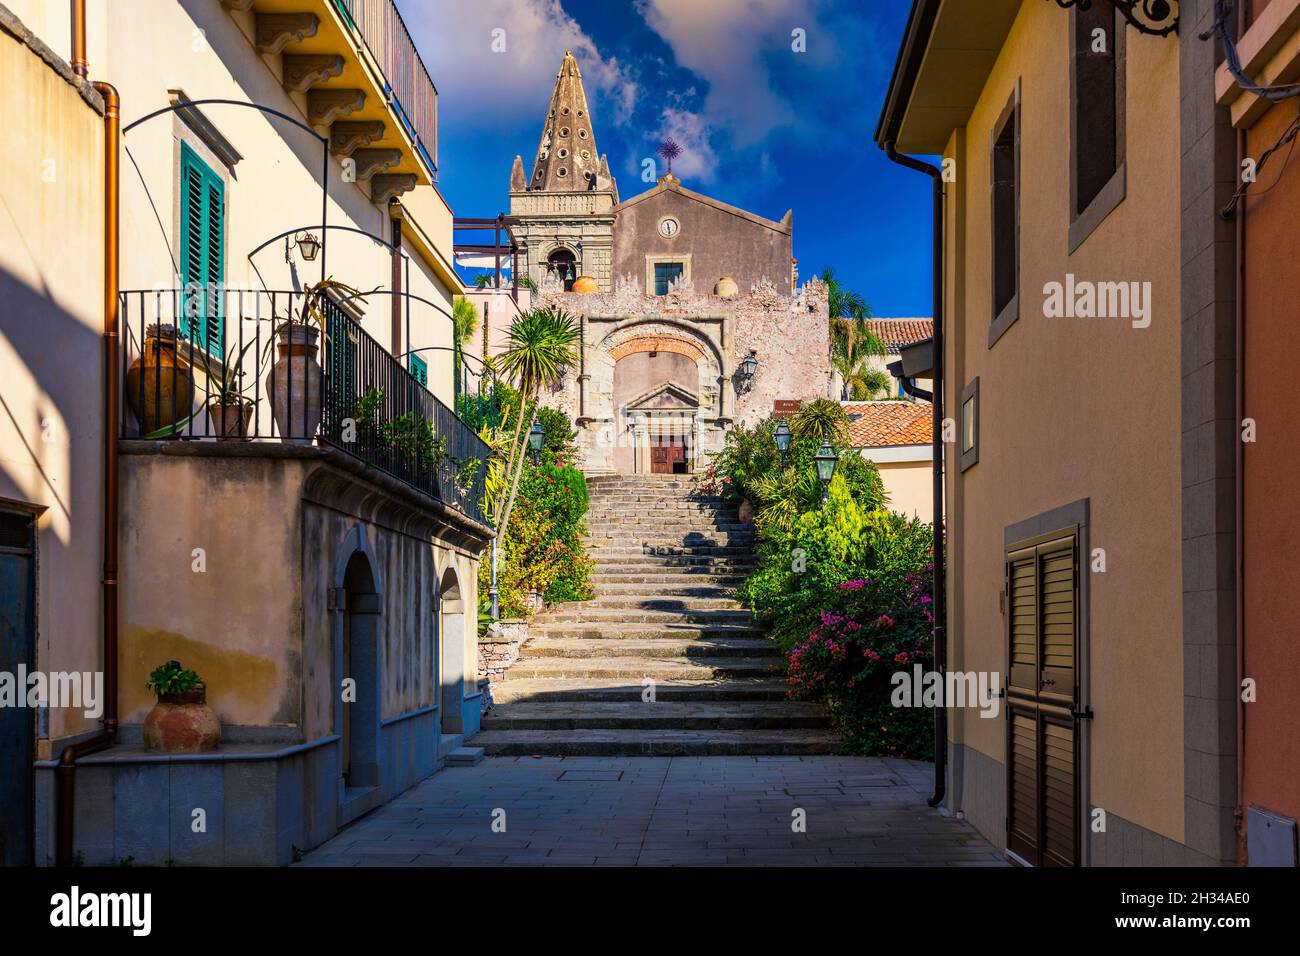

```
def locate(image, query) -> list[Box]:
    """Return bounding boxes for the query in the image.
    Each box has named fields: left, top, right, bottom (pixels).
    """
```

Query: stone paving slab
left=298, top=756, right=1006, bottom=868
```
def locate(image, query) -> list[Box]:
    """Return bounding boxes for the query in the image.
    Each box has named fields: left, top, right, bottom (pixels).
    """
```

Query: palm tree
left=452, top=296, right=478, bottom=398
left=494, top=307, right=580, bottom=541
left=792, top=398, right=848, bottom=442
left=820, top=268, right=887, bottom=395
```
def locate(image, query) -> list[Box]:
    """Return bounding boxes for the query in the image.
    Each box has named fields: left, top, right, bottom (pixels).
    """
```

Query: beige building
left=1, top=0, right=491, bottom=866
left=844, top=401, right=933, bottom=523
left=878, top=0, right=1240, bottom=866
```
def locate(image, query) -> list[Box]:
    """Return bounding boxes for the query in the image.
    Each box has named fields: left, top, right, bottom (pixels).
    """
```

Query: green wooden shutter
left=179, top=142, right=224, bottom=354
left=409, top=354, right=428, bottom=387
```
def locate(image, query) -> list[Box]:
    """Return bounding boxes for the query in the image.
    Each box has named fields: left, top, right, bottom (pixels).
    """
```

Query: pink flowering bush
left=785, top=565, right=936, bottom=758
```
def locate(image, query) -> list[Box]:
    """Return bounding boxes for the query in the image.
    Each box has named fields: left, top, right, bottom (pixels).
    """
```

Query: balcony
left=117, top=287, right=491, bottom=527
left=222, top=0, right=439, bottom=196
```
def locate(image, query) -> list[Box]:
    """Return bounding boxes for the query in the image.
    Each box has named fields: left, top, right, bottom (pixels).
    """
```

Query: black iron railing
left=118, top=288, right=491, bottom=525
left=331, top=0, right=438, bottom=175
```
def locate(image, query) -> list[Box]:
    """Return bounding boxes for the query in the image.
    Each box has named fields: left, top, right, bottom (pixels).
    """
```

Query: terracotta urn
left=713, top=276, right=739, bottom=299
left=126, top=324, right=195, bottom=436
left=213, top=400, right=253, bottom=441
left=143, top=684, right=221, bottom=753
left=571, top=275, right=599, bottom=294
left=266, top=323, right=322, bottom=442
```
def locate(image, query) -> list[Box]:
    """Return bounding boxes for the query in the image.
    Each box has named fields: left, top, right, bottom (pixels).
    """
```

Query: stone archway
left=585, top=320, right=728, bottom=475
left=330, top=524, right=383, bottom=795
left=438, top=563, right=467, bottom=735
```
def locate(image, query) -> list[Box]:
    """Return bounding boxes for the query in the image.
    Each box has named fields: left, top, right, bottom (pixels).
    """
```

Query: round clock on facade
left=658, top=217, right=680, bottom=239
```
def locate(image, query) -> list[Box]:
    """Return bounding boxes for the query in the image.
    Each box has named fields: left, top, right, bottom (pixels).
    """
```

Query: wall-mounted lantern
left=735, top=350, right=759, bottom=395
left=286, top=231, right=321, bottom=263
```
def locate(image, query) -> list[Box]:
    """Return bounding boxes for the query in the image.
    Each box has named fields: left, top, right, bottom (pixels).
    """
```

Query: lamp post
left=773, top=418, right=792, bottom=469
left=736, top=350, right=759, bottom=394
left=528, top=419, right=545, bottom=466
left=814, top=440, right=837, bottom=504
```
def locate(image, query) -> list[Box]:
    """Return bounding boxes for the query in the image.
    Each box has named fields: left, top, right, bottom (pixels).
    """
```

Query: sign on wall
left=774, top=400, right=803, bottom=417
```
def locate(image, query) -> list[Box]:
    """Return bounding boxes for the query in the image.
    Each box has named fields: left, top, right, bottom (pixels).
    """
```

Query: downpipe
left=56, top=77, right=121, bottom=866
left=884, top=141, right=946, bottom=808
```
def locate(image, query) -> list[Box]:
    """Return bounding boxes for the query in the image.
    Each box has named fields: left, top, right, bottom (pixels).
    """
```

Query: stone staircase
left=474, top=475, right=842, bottom=756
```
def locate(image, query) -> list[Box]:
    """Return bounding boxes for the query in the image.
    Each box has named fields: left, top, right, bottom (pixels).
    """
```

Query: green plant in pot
left=143, top=660, right=221, bottom=753
left=199, top=341, right=256, bottom=440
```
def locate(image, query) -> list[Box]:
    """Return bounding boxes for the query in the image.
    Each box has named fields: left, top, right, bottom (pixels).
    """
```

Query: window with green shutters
left=179, top=142, right=225, bottom=355
left=409, top=354, right=428, bottom=386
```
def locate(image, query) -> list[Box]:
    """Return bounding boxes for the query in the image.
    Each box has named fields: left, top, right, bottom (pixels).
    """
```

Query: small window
left=408, top=354, right=428, bottom=387
left=989, top=85, right=1020, bottom=347
left=654, top=262, right=684, bottom=295
left=1070, top=0, right=1126, bottom=251
left=960, top=377, right=979, bottom=472
left=547, top=249, right=577, bottom=290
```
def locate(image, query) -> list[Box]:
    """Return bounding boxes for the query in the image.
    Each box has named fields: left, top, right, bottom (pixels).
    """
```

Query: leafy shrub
left=146, top=662, right=203, bottom=696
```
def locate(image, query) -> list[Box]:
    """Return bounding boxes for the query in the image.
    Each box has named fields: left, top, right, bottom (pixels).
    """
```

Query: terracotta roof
left=843, top=401, right=933, bottom=448
left=867, top=318, right=934, bottom=353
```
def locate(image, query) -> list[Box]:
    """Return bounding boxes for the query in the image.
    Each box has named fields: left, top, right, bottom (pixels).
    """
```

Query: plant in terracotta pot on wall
left=143, top=660, right=221, bottom=753
left=199, top=341, right=256, bottom=441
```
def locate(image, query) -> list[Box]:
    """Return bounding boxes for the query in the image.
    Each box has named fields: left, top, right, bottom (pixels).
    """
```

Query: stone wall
left=536, top=276, right=830, bottom=473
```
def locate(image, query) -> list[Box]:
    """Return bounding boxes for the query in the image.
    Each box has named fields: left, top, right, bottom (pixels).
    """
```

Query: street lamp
left=773, top=418, right=792, bottom=469
left=814, top=440, right=837, bottom=504
left=528, top=419, right=545, bottom=466
left=735, top=350, right=759, bottom=394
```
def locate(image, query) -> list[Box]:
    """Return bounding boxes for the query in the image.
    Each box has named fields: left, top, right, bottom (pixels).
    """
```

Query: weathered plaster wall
left=0, top=11, right=104, bottom=746
left=612, top=181, right=793, bottom=294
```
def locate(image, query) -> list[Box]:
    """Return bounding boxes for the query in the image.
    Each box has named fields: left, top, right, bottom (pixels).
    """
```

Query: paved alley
left=299, top=755, right=1005, bottom=867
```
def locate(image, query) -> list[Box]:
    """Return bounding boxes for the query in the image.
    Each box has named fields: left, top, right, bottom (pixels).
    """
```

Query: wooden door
left=0, top=512, right=35, bottom=865
left=1005, top=534, right=1080, bottom=867
left=650, top=445, right=671, bottom=474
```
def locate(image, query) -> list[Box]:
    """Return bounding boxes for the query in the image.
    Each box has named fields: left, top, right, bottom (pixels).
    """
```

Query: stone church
left=506, top=51, right=831, bottom=475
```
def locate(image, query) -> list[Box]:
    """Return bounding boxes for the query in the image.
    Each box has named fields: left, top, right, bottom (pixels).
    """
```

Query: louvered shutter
left=1004, top=533, right=1080, bottom=867
left=178, top=143, right=224, bottom=354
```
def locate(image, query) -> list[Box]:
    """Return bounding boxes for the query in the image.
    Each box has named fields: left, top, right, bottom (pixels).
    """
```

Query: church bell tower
left=508, top=51, right=619, bottom=292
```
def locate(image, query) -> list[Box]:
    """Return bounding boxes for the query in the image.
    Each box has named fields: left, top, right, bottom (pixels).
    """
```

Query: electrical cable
left=1201, top=0, right=1300, bottom=101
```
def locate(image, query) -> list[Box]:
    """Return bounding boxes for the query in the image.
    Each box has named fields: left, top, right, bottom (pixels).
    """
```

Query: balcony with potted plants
left=118, top=279, right=492, bottom=527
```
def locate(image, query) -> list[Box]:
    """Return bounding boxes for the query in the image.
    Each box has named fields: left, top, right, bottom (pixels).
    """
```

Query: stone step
left=518, top=637, right=778, bottom=660
left=582, top=593, right=740, bottom=607
left=591, top=559, right=756, bottom=573
left=481, top=701, right=827, bottom=731
left=444, top=746, right=485, bottom=767
left=473, top=728, right=845, bottom=757
left=590, top=546, right=755, bottom=559
left=528, top=622, right=765, bottom=641
left=487, top=678, right=790, bottom=703
left=592, top=581, right=742, bottom=594
left=590, top=572, right=747, bottom=585
left=535, top=606, right=752, bottom=624
left=501, top=656, right=779, bottom=681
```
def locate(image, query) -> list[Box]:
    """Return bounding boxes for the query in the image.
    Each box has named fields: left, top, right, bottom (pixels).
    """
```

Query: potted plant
left=143, top=660, right=221, bottom=753
left=265, top=278, right=372, bottom=443
left=199, top=341, right=255, bottom=441
left=125, top=323, right=195, bottom=436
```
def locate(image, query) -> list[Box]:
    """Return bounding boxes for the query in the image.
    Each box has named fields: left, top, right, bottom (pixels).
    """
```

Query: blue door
left=0, top=511, right=35, bottom=865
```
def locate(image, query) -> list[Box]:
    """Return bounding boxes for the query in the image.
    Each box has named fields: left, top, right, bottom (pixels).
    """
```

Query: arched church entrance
left=605, top=326, right=722, bottom=475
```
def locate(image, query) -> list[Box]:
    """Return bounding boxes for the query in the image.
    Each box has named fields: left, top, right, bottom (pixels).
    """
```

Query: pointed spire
left=528, top=50, right=612, bottom=193
left=510, top=155, right=526, bottom=192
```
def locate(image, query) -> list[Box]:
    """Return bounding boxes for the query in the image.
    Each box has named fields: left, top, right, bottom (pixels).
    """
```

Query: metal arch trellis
left=122, top=98, right=331, bottom=285
left=1049, top=0, right=1180, bottom=37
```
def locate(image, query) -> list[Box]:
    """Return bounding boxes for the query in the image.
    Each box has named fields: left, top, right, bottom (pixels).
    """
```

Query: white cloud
left=655, top=108, right=719, bottom=182
left=634, top=0, right=816, bottom=147
left=401, top=0, right=637, bottom=131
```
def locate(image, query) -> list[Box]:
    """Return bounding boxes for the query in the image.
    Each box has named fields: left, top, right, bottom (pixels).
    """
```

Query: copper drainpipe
left=70, top=0, right=87, bottom=77
left=56, top=79, right=121, bottom=866
left=1231, top=0, right=1246, bottom=864
left=390, top=205, right=403, bottom=360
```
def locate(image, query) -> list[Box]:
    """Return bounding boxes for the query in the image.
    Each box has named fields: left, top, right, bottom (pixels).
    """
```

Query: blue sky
left=397, top=0, right=932, bottom=317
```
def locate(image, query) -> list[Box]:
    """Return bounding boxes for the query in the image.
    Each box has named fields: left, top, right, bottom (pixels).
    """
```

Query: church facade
left=506, top=52, right=831, bottom=475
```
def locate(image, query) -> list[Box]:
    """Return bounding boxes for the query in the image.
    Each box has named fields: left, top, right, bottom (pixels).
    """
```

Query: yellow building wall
left=946, top=1, right=1184, bottom=843
left=0, top=18, right=105, bottom=747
